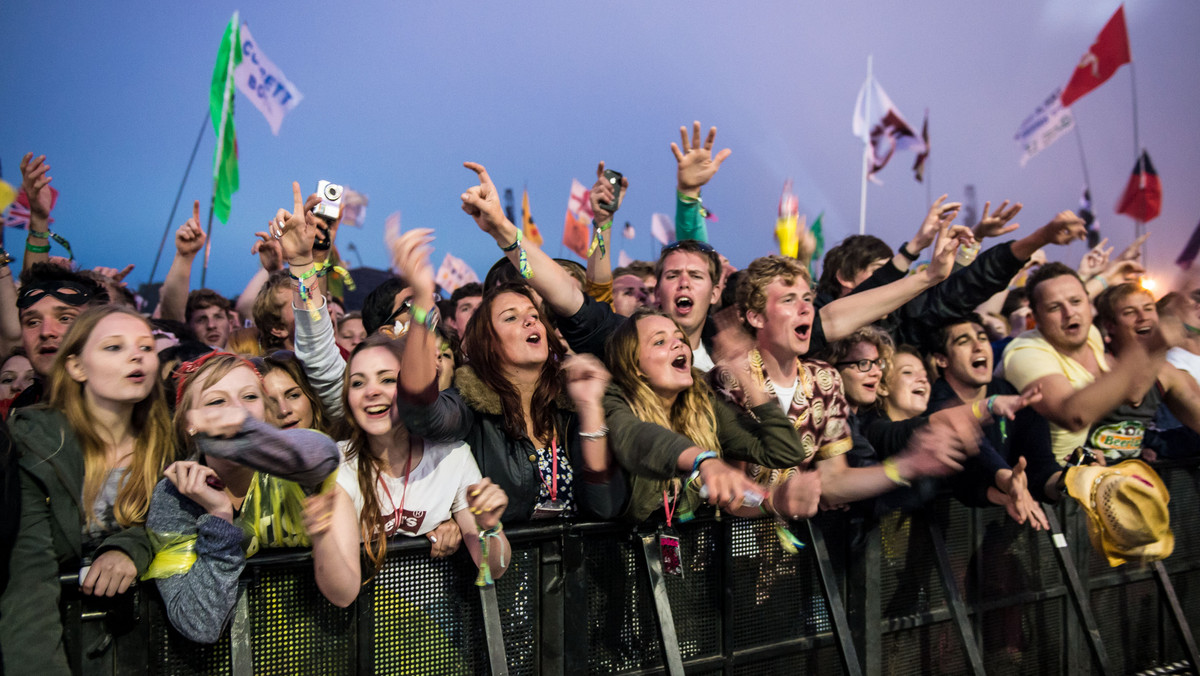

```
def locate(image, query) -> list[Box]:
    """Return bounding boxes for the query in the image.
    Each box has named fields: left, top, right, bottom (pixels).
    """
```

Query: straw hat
left=1064, top=459, right=1174, bottom=568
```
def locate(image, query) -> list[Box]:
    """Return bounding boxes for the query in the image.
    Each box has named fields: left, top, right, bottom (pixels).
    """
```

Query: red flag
left=1060, top=6, right=1132, bottom=107
left=562, top=210, right=590, bottom=259
left=1115, top=150, right=1161, bottom=222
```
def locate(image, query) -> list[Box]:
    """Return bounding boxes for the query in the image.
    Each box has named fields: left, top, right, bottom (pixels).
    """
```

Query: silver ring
left=429, top=535, right=437, bottom=543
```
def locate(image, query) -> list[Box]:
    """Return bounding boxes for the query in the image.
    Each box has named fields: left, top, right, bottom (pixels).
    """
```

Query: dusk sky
left=3, top=2, right=1198, bottom=299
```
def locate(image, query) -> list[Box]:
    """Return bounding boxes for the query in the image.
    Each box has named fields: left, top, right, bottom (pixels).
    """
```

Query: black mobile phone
left=599, top=169, right=623, bottom=213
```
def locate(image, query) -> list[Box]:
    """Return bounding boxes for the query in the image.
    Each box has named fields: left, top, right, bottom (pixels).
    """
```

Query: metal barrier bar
left=480, top=584, right=509, bottom=676
left=808, top=519, right=863, bottom=676
left=925, top=515, right=986, bottom=675
left=1045, top=505, right=1113, bottom=675
left=1153, top=560, right=1200, bottom=671
left=637, top=532, right=685, bottom=676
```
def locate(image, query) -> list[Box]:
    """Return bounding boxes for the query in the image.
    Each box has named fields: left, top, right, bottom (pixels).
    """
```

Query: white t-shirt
left=773, top=378, right=799, bottom=413
left=692, top=342, right=715, bottom=373
left=336, top=439, right=481, bottom=538
left=1167, top=347, right=1200, bottom=386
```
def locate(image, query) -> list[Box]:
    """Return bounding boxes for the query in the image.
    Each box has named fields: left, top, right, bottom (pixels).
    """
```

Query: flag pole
left=148, top=111, right=209, bottom=285
left=1128, top=59, right=1146, bottom=251
left=858, top=54, right=873, bottom=236
left=1071, top=119, right=1093, bottom=194
left=202, top=10, right=239, bottom=289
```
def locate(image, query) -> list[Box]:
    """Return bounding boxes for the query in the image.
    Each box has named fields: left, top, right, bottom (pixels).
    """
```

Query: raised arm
left=672, top=121, right=731, bottom=243
left=392, top=228, right=440, bottom=406
left=18, top=153, right=54, bottom=274
left=235, top=233, right=283, bottom=322
left=460, top=162, right=588, bottom=316
left=820, top=217, right=971, bottom=341
left=158, top=200, right=206, bottom=321
left=0, top=263, right=19, bottom=353
left=586, top=161, right=626, bottom=287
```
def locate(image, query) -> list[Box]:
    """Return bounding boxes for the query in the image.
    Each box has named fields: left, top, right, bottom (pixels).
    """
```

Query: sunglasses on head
left=662, top=240, right=716, bottom=254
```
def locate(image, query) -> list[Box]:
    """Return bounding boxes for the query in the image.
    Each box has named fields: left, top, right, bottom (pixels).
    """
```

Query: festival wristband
left=25, top=242, right=50, bottom=254
left=409, top=304, right=441, bottom=333
left=25, top=230, right=74, bottom=260
left=587, top=220, right=611, bottom=257
left=690, top=450, right=719, bottom=476
left=882, top=457, right=912, bottom=487
left=499, top=230, right=533, bottom=279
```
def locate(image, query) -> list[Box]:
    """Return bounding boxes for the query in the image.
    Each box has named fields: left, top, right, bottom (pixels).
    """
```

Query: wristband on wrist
left=882, top=457, right=912, bottom=487
left=409, top=304, right=441, bottom=333
left=475, top=522, right=507, bottom=587
left=578, top=426, right=608, bottom=440
left=25, top=242, right=50, bottom=254
left=498, top=230, right=533, bottom=279
left=690, top=450, right=719, bottom=476
left=587, top=220, right=611, bottom=258
left=26, top=230, right=49, bottom=240
left=898, top=242, right=919, bottom=262
left=25, top=230, right=74, bottom=260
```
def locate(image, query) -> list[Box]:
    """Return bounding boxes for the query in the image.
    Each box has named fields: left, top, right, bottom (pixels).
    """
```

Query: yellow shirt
left=1001, top=326, right=1109, bottom=462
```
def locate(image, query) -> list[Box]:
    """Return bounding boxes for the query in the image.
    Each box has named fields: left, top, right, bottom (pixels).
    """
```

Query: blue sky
left=3, top=2, right=1198, bottom=299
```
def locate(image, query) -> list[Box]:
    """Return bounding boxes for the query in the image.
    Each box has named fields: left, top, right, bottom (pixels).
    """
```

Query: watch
left=898, top=242, right=919, bottom=262
left=409, top=304, right=441, bottom=333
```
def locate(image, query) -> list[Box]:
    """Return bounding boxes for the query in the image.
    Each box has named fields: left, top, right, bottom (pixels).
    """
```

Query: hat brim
left=1066, top=459, right=1173, bottom=568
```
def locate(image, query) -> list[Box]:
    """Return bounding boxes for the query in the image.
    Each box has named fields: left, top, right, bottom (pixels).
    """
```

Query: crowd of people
left=0, top=119, right=1195, bottom=672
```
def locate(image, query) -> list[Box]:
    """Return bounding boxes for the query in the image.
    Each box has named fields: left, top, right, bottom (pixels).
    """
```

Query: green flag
left=809, top=211, right=825, bottom=279
left=210, top=13, right=241, bottom=223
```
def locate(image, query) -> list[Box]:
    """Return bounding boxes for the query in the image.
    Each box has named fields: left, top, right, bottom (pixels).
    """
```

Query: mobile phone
left=599, top=169, right=623, bottom=213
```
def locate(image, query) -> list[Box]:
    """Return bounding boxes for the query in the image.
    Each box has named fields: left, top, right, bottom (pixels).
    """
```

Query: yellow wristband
left=882, top=457, right=911, bottom=487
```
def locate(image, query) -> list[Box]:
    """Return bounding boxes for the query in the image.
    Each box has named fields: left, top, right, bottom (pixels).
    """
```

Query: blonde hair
left=737, top=256, right=812, bottom=336
left=226, top=327, right=264, bottom=357
left=172, top=353, right=263, bottom=457
left=48, top=306, right=176, bottom=527
left=605, top=309, right=720, bottom=453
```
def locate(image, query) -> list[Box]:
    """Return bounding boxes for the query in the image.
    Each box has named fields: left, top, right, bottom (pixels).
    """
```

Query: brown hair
left=252, top=270, right=294, bottom=352
left=185, top=289, right=232, bottom=323
left=1094, top=282, right=1153, bottom=329
left=256, top=352, right=341, bottom=438
left=460, top=283, right=567, bottom=444
left=48, top=306, right=176, bottom=527
left=1026, top=262, right=1085, bottom=313
left=655, top=240, right=721, bottom=285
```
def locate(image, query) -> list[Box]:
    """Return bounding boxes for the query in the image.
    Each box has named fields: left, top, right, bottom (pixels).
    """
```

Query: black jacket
left=401, top=366, right=627, bottom=523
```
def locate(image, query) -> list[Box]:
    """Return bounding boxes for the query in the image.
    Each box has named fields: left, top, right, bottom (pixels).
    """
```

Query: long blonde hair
left=605, top=309, right=721, bottom=453
left=48, top=306, right=176, bottom=527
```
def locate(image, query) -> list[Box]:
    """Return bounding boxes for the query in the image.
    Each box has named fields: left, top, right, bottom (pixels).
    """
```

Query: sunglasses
left=662, top=240, right=717, bottom=254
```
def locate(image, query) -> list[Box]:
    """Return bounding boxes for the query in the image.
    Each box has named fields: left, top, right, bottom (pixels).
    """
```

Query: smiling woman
left=0, top=305, right=176, bottom=673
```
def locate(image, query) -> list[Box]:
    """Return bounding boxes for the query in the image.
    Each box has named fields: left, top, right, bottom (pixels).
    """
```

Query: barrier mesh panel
left=147, top=592, right=232, bottom=675
left=1092, top=578, right=1164, bottom=674
left=662, top=520, right=721, bottom=661
left=730, top=517, right=831, bottom=650
left=978, top=597, right=1064, bottom=675
left=247, top=562, right=355, bottom=674
left=1167, top=466, right=1200, bottom=561
left=493, top=547, right=538, bottom=676
left=584, top=531, right=663, bottom=673
left=880, top=620, right=966, bottom=675
left=371, top=551, right=486, bottom=675
left=732, top=645, right=844, bottom=675
left=879, top=511, right=945, bottom=619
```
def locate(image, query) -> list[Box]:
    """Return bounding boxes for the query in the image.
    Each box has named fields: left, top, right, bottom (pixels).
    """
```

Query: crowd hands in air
left=2, top=118, right=1200, bottom=666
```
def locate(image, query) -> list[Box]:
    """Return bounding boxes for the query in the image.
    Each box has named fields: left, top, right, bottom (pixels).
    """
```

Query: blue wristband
left=690, top=450, right=719, bottom=476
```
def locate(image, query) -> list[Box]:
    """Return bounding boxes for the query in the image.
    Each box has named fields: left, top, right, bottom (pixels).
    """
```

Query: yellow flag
left=0, top=180, right=15, bottom=213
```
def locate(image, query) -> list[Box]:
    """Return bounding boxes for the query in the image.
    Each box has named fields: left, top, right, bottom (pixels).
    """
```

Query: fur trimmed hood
left=453, top=364, right=573, bottom=416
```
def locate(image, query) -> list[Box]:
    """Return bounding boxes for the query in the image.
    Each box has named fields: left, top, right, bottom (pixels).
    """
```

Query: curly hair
left=736, top=255, right=812, bottom=336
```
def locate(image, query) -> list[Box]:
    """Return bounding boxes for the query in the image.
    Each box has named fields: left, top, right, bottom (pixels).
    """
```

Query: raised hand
left=389, top=228, right=436, bottom=301
left=1077, top=238, right=1112, bottom=280
left=272, top=182, right=317, bottom=265
left=973, top=200, right=1023, bottom=242
left=19, top=153, right=54, bottom=219
left=250, top=232, right=285, bottom=272
left=589, top=161, right=628, bottom=224
left=1116, top=231, right=1151, bottom=263
left=425, top=518, right=464, bottom=558
left=164, top=461, right=234, bottom=522
left=994, top=457, right=1049, bottom=531
left=923, top=216, right=974, bottom=283
left=562, top=353, right=611, bottom=408
left=773, top=467, right=822, bottom=520
left=671, top=121, right=732, bottom=196
left=175, top=200, right=207, bottom=258
left=460, top=162, right=510, bottom=238
left=913, top=194, right=962, bottom=251
left=1101, top=259, right=1145, bottom=287
left=1037, top=211, right=1088, bottom=247
left=466, top=478, right=508, bottom=531
left=92, top=264, right=135, bottom=285
left=987, top=384, right=1043, bottom=421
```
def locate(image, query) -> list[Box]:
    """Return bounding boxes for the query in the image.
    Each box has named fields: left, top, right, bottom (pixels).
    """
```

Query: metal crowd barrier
left=61, top=461, right=1200, bottom=675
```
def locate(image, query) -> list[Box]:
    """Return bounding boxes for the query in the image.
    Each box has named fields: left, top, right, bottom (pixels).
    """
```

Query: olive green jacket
left=0, top=407, right=153, bottom=676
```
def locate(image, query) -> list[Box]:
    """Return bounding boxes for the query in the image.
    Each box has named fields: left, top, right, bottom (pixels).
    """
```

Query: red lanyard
left=662, top=480, right=680, bottom=527
left=538, top=438, right=559, bottom=502
left=378, top=444, right=414, bottom=525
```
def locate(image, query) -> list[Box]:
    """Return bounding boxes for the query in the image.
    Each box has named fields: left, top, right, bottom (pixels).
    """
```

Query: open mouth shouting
left=794, top=322, right=811, bottom=342
left=673, top=296, right=695, bottom=316
left=671, top=353, right=690, bottom=372
left=526, top=331, right=542, bottom=345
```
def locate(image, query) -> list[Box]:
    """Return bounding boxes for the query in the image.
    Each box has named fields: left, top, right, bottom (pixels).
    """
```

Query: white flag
left=617, top=250, right=633, bottom=267
left=567, top=179, right=594, bottom=221
left=651, top=213, right=674, bottom=246
left=435, top=252, right=480, bottom=293
left=1014, top=87, right=1075, bottom=167
left=233, top=23, right=303, bottom=135
left=852, top=75, right=926, bottom=183
left=340, top=188, right=369, bottom=228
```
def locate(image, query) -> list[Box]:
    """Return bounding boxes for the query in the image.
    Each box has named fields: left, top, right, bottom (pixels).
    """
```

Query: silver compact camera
left=313, top=180, right=343, bottom=222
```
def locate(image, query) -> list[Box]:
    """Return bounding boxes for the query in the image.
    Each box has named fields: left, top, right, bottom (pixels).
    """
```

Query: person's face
left=454, top=295, right=482, bottom=332
left=191, top=365, right=266, bottom=422
left=746, top=276, right=815, bottom=360
left=335, top=317, right=367, bottom=353
left=641, top=274, right=657, bottom=299
left=835, top=341, right=883, bottom=410
left=840, top=258, right=889, bottom=295
left=190, top=304, right=231, bottom=348
left=612, top=275, right=649, bottom=317
left=262, top=370, right=314, bottom=430
left=1180, top=277, right=1200, bottom=327
left=0, top=354, right=36, bottom=400
left=436, top=340, right=456, bottom=391
left=636, top=315, right=693, bottom=403
left=347, top=346, right=400, bottom=437
left=227, top=310, right=242, bottom=333
left=1105, top=291, right=1158, bottom=350
left=880, top=352, right=930, bottom=420
left=20, top=296, right=83, bottom=377
left=491, top=292, right=548, bottom=369
left=327, top=302, right=345, bottom=328
left=937, top=322, right=993, bottom=391
left=1032, top=275, right=1092, bottom=351
left=270, top=287, right=296, bottom=347
left=66, top=314, right=157, bottom=408
left=655, top=251, right=717, bottom=338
